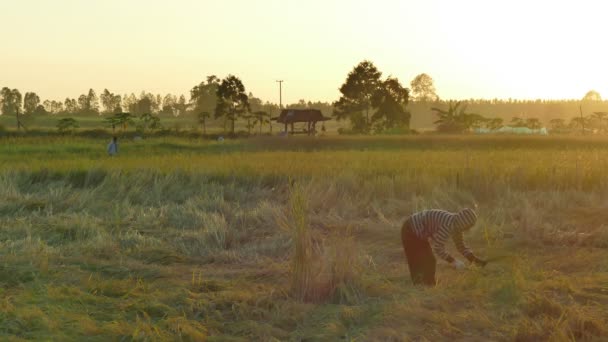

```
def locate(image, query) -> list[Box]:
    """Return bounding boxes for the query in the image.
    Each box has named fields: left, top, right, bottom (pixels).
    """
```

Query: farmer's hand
left=471, top=257, right=487, bottom=267
left=451, top=259, right=466, bottom=270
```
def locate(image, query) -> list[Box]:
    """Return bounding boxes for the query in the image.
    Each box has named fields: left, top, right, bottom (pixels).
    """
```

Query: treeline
left=409, top=96, right=608, bottom=130
left=0, top=77, right=338, bottom=135
left=1, top=88, right=190, bottom=117
left=3, top=59, right=607, bottom=134
left=0, top=87, right=338, bottom=119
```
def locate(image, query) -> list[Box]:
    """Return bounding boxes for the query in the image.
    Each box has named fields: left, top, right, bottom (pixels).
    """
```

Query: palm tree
left=549, top=118, right=565, bottom=131
left=432, top=101, right=484, bottom=133
left=431, top=102, right=462, bottom=132
left=570, top=116, right=592, bottom=133
left=105, top=112, right=135, bottom=132
left=525, top=118, right=541, bottom=129
left=510, top=117, right=525, bottom=127
left=487, top=118, right=504, bottom=130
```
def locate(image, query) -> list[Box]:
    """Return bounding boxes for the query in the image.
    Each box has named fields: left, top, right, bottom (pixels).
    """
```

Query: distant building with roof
left=272, top=109, right=331, bottom=135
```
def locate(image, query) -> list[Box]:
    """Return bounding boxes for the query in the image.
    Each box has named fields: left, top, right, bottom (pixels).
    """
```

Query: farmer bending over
left=401, top=208, right=486, bottom=286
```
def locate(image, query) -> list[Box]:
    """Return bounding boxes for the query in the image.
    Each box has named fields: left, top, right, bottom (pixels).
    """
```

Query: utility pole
left=276, top=80, right=283, bottom=109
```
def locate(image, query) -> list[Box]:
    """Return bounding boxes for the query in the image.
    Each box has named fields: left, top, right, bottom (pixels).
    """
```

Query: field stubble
left=1, top=135, right=607, bottom=340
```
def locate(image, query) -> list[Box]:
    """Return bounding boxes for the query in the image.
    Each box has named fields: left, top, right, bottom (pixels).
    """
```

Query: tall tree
left=43, top=99, right=52, bottom=112
left=112, top=94, right=122, bottom=113
left=130, top=93, right=153, bottom=115
left=23, top=92, right=41, bottom=115
left=135, top=92, right=157, bottom=114
left=75, top=89, right=99, bottom=115
left=333, top=60, right=382, bottom=133
left=583, top=90, right=602, bottom=102
left=410, top=73, right=438, bottom=102
left=123, top=93, right=137, bottom=113
left=370, top=77, right=410, bottom=131
left=176, top=95, right=187, bottom=116
left=64, top=98, right=78, bottom=114
left=87, top=89, right=99, bottom=114
left=161, top=94, right=177, bottom=115
left=1, top=88, right=24, bottom=130
left=100, top=89, right=122, bottom=114
left=50, top=100, right=63, bottom=113
left=197, top=112, right=210, bottom=135
left=248, top=93, right=264, bottom=113
left=33, top=104, right=47, bottom=115
left=215, top=75, right=250, bottom=135
left=77, top=94, right=89, bottom=113
left=191, top=75, right=220, bottom=121
left=150, top=94, right=163, bottom=113
left=243, top=112, right=254, bottom=134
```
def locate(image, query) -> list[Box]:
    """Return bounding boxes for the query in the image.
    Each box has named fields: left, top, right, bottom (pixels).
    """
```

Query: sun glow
left=0, top=0, right=606, bottom=102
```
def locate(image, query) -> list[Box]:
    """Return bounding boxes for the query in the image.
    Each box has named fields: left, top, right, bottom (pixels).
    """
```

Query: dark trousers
left=401, top=220, right=437, bottom=286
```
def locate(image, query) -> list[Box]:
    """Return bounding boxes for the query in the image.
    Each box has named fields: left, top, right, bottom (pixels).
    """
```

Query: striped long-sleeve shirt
left=408, top=209, right=480, bottom=263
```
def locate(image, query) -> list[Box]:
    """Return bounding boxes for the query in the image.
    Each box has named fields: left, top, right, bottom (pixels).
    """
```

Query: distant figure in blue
left=107, top=136, right=118, bottom=156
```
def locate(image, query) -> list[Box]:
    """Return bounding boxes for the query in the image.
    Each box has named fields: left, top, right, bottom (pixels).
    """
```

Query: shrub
left=56, top=118, right=79, bottom=134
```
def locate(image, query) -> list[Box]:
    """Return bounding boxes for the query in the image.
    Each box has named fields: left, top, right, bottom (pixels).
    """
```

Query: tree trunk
left=15, top=108, right=20, bottom=131
left=203, top=120, right=206, bottom=135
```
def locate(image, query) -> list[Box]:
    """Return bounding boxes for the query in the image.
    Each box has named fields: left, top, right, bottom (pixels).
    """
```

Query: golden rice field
left=1, top=135, right=608, bottom=341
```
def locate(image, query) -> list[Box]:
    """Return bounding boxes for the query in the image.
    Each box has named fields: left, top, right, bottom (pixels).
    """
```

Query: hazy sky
left=1, top=0, right=606, bottom=104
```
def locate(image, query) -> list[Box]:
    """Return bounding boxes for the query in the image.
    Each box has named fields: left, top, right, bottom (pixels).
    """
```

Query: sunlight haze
left=1, top=0, right=606, bottom=103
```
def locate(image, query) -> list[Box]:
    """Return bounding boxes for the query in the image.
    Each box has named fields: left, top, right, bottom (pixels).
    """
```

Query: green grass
left=0, top=112, right=348, bottom=135
left=1, top=113, right=202, bottom=131
left=1, top=135, right=607, bottom=340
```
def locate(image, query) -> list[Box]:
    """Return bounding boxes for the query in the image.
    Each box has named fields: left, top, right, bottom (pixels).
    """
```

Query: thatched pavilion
left=272, top=109, right=331, bottom=135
